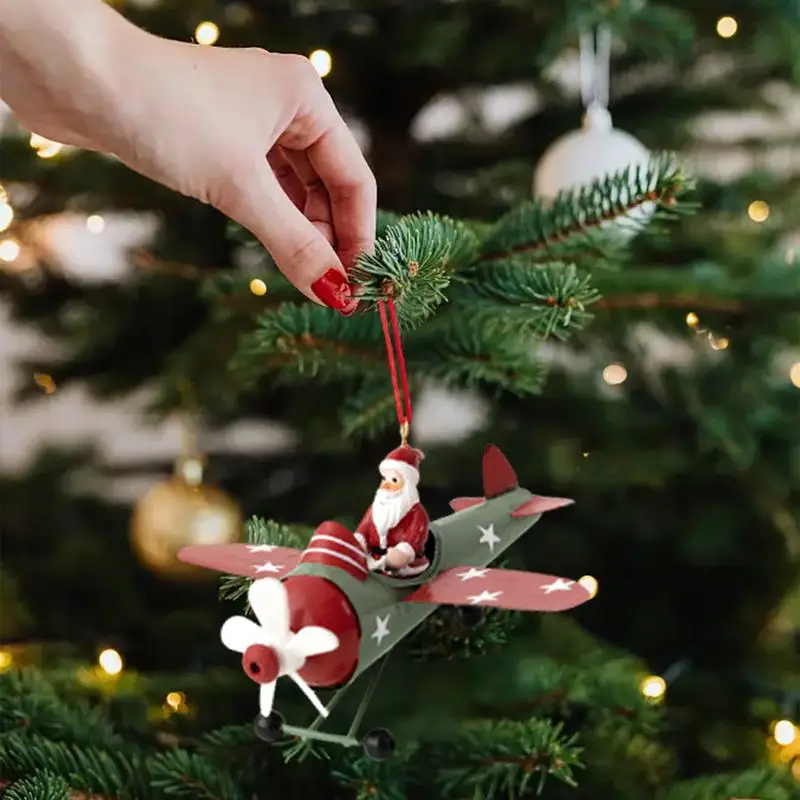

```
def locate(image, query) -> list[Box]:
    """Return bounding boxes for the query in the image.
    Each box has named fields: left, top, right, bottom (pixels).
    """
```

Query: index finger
left=302, top=109, right=377, bottom=269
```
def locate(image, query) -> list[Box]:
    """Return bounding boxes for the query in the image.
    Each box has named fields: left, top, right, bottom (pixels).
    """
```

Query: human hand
left=3, top=7, right=375, bottom=313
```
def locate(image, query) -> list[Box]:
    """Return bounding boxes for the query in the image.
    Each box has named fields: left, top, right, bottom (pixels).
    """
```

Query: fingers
left=231, top=164, right=357, bottom=315
left=279, top=92, right=377, bottom=269
left=266, top=146, right=305, bottom=212
left=280, top=147, right=335, bottom=249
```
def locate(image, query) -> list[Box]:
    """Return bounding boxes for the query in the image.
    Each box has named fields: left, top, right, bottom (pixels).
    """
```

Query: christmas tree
left=1, top=1, right=799, bottom=798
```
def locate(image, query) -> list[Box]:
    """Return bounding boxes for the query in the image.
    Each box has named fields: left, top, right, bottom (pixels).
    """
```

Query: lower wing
left=403, top=567, right=593, bottom=612
left=178, top=543, right=302, bottom=579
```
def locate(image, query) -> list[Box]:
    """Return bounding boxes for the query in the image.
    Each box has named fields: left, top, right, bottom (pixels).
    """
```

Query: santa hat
left=380, top=444, right=425, bottom=485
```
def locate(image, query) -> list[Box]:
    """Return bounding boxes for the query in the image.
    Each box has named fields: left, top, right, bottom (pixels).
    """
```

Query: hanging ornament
left=533, top=27, right=654, bottom=236
left=131, top=417, right=242, bottom=578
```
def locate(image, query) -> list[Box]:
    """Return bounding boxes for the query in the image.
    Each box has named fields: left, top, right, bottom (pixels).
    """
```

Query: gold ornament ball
left=131, top=477, right=242, bottom=578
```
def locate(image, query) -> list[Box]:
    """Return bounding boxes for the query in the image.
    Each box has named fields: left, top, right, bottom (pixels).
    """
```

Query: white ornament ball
left=533, top=102, right=655, bottom=238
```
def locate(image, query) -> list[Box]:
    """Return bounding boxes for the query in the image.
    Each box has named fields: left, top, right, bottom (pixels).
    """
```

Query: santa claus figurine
left=354, top=444, right=430, bottom=577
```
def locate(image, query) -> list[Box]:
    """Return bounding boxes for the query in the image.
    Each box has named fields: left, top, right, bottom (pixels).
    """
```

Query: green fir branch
left=415, top=322, right=549, bottom=396
left=2, top=773, right=71, bottom=800
left=658, top=765, right=797, bottom=800
left=434, top=718, right=584, bottom=798
left=410, top=607, right=522, bottom=661
left=479, top=153, right=691, bottom=265
left=149, top=750, right=246, bottom=800
left=232, top=303, right=384, bottom=389
left=339, top=378, right=399, bottom=440
left=351, top=211, right=478, bottom=327
left=458, top=260, right=599, bottom=339
left=332, top=747, right=417, bottom=800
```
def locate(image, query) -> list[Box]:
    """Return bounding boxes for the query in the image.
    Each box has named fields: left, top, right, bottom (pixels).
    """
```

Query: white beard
left=371, top=481, right=419, bottom=547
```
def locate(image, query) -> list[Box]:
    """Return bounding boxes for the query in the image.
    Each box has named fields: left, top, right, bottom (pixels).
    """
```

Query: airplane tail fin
left=482, top=444, right=574, bottom=515
left=482, top=444, right=518, bottom=498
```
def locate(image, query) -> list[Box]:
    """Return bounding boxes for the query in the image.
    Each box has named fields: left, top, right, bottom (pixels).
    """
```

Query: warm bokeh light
left=309, top=49, right=332, bottom=77
left=685, top=312, right=699, bottom=328
left=0, top=200, right=13, bottom=233
left=249, top=278, right=267, bottom=296
left=0, top=239, right=20, bottom=262
left=30, top=133, right=63, bottom=158
left=0, top=651, right=12, bottom=671
left=98, top=648, right=123, bottom=676
left=34, top=373, right=57, bottom=394
left=790, top=362, right=800, bottom=389
left=195, top=21, right=219, bottom=45
left=578, top=575, right=599, bottom=598
left=708, top=333, right=730, bottom=351
left=166, top=691, right=185, bottom=710
left=640, top=675, right=666, bottom=700
left=602, top=363, right=628, bottom=385
left=747, top=200, right=769, bottom=222
left=772, top=719, right=797, bottom=746
left=716, top=16, right=738, bottom=38
left=86, top=214, right=106, bottom=233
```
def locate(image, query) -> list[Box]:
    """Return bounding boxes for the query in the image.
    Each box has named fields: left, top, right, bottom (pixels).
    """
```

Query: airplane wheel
left=254, top=711, right=285, bottom=743
left=458, top=606, right=483, bottom=629
left=362, top=727, right=396, bottom=761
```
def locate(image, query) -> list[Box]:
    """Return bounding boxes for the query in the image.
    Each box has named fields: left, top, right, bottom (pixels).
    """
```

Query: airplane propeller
left=220, top=578, right=339, bottom=719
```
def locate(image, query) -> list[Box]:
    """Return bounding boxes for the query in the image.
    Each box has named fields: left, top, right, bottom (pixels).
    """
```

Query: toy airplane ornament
left=179, top=445, right=595, bottom=761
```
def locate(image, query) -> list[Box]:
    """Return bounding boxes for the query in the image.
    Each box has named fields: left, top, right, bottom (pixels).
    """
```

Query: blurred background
left=1, top=0, right=799, bottom=797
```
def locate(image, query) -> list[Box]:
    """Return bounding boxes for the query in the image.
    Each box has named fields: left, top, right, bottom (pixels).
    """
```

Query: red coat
left=355, top=502, right=429, bottom=559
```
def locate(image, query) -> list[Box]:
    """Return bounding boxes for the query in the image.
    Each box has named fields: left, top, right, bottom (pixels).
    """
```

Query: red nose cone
left=284, top=574, right=360, bottom=689
left=242, top=644, right=280, bottom=684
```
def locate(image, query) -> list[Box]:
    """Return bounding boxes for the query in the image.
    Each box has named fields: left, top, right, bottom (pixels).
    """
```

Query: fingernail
left=311, top=269, right=357, bottom=315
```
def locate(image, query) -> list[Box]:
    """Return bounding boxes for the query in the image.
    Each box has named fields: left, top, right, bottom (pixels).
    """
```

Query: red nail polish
left=311, top=269, right=356, bottom=314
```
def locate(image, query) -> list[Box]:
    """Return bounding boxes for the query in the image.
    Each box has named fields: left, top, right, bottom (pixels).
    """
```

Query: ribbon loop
left=378, top=298, right=412, bottom=444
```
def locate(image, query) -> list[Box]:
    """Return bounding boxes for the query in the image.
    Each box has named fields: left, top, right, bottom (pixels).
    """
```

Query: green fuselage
left=288, top=486, right=539, bottom=684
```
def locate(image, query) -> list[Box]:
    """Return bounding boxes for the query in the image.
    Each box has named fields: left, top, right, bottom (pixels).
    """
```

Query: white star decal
left=255, top=562, right=283, bottom=574
left=478, top=524, right=500, bottom=552
left=371, top=614, right=391, bottom=647
left=247, top=544, right=276, bottom=553
left=541, top=578, right=574, bottom=594
left=467, top=589, right=503, bottom=605
left=456, top=567, right=489, bottom=582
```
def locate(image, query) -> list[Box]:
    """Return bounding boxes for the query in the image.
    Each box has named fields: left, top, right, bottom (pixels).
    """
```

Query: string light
left=86, top=214, right=106, bottom=233
left=0, top=239, right=20, bottom=262
left=33, top=373, right=57, bottom=394
left=29, top=133, right=63, bottom=159
left=747, top=200, right=769, bottom=223
left=97, top=648, right=123, bottom=676
left=0, top=200, right=13, bottom=233
left=165, top=691, right=185, bottom=710
left=309, top=49, right=332, bottom=77
left=249, top=278, right=267, bottom=296
left=685, top=312, right=699, bottom=328
left=0, top=651, right=12, bottom=672
left=640, top=674, right=666, bottom=701
left=708, top=333, right=730, bottom=351
left=195, top=21, right=219, bottom=45
left=790, top=362, right=800, bottom=389
left=772, top=719, right=797, bottom=746
left=578, top=575, right=599, bottom=598
left=602, top=363, right=628, bottom=385
left=716, top=16, right=738, bottom=38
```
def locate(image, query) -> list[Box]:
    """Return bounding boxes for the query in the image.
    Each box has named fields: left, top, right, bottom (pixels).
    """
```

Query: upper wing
left=403, top=567, right=593, bottom=612
left=178, top=543, right=302, bottom=579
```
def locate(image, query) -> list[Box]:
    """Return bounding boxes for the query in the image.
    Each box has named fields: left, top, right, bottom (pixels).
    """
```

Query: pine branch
left=478, top=153, right=692, bottom=264
left=658, top=765, right=797, bottom=800
left=2, top=774, right=71, bottom=800
left=433, top=718, right=584, bottom=798
left=149, top=751, right=246, bottom=800
left=456, top=260, right=599, bottom=340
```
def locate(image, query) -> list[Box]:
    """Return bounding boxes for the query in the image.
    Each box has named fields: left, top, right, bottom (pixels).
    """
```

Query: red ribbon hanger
left=377, top=298, right=412, bottom=445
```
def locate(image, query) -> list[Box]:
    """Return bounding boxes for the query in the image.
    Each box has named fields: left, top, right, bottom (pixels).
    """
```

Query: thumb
left=230, top=166, right=357, bottom=315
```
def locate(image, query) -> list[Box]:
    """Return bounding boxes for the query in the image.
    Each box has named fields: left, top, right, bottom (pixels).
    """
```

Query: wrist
left=0, top=0, right=148, bottom=147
